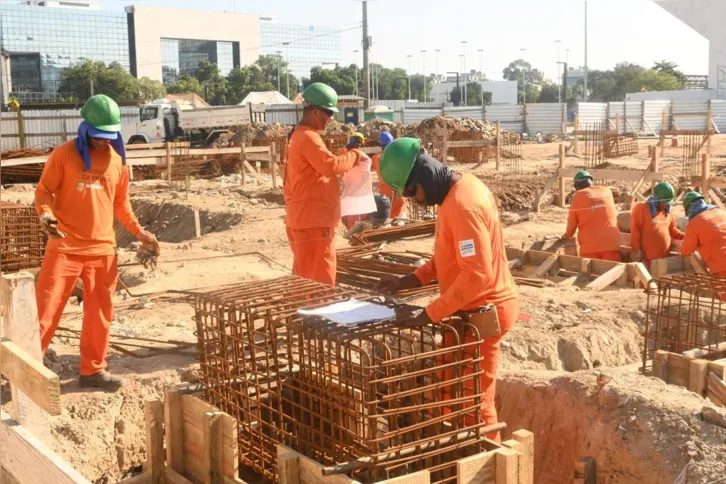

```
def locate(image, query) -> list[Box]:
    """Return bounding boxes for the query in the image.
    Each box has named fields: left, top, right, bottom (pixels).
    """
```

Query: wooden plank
left=276, top=446, right=358, bottom=484
left=653, top=351, right=669, bottom=381
left=688, top=359, right=709, bottom=396
left=508, top=259, right=523, bottom=270
left=0, top=273, right=49, bottom=443
left=558, top=254, right=591, bottom=273
left=446, top=140, right=495, bottom=148
left=193, top=208, right=202, bottom=239
left=165, top=388, right=185, bottom=474
left=0, top=410, right=92, bottom=484
left=707, top=372, right=726, bottom=406
left=203, top=411, right=223, bottom=484
left=278, top=453, right=300, bottom=484
left=377, top=472, right=429, bottom=484
left=242, top=160, right=266, bottom=185
left=557, top=168, right=664, bottom=183
left=533, top=172, right=559, bottom=212
left=531, top=254, right=558, bottom=279
left=116, top=473, right=152, bottom=484
left=165, top=468, right=194, bottom=484
left=558, top=274, right=580, bottom=287
left=708, top=189, right=725, bottom=210
left=0, top=467, right=21, bottom=484
left=180, top=395, right=236, bottom=442
left=683, top=343, right=726, bottom=359
left=145, top=400, right=165, bottom=484
left=708, top=360, right=726, bottom=380
left=585, top=264, right=626, bottom=291
left=634, top=262, right=656, bottom=290
left=667, top=353, right=690, bottom=387
left=0, top=340, right=61, bottom=416
left=495, top=448, right=519, bottom=484
left=558, top=145, right=566, bottom=207
left=456, top=450, right=497, bottom=484
left=511, top=430, right=534, bottom=484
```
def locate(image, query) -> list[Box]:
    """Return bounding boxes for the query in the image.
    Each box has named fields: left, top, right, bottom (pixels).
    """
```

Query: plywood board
left=0, top=340, right=61, bottom=415
left=276, top=446, right=359, bottom=484
left=456, top=450, right=497, bottom=484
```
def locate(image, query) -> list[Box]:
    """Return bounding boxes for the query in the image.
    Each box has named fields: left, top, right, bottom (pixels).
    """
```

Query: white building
left=429, top=80, right=517, bottom=105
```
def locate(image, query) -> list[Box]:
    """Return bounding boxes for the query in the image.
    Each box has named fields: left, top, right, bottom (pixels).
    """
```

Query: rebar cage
left=500, top=137, right=523, bottom=176
left=194, top=276, right=492, bottom=484
left=0, top=203, right=45, bottom=272
left=602, top=132, right=638, bottom=158
left=680, top=130, right=708, bottom=179
left=643, top=274, right=726, bottom=367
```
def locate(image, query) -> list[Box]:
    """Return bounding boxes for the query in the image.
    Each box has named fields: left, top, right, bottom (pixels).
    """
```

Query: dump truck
left=121, top=100, right=266, bottom=147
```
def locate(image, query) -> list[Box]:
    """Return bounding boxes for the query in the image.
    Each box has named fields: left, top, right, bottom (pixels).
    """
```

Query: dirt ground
left=1, top=135, right=726, bottom=484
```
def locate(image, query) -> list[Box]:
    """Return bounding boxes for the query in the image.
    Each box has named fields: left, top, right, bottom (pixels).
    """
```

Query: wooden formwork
left=276, top=429, right=534, bottom=484
left=652, top=349, right=726, bottom=408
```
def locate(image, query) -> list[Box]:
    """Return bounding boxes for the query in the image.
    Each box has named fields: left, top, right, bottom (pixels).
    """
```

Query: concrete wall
left=128, top=5, right=260, bottom=82
left=429, top=80, right=517, bottom=105
left=625, top=89, right=716, bottom=102
left=657, top=0, right=726, bottom=92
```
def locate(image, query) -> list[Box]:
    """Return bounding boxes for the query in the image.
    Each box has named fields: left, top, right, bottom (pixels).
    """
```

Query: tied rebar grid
left=350, top=220, right=436, bottom=246
left=602, top=133, right=638, bottom=158
left=284, top=312, right=489, bottom=484
left=405, top=201, right=438, bottom=222
left=643, top=274, right=726, bottom=367
left=501, top=136, right=523, bottom=176
left=194, top=276, right=370, bottom=480
left=0, top=204, right=44, bottom=272
left=681, top=130, right=707, bottom=179
left=583, top=122, right=606, bottom=170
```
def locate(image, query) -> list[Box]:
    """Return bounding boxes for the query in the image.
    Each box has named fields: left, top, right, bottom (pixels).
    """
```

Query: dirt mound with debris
left=412, top=115, right=520, bottom=143
left=358, top=118, right=405, bottom=140
left=230, top=122, right=291, bottom=146
left=483, top=175, right=544, bottom=212
left=322, top=119, right=355, bottom=136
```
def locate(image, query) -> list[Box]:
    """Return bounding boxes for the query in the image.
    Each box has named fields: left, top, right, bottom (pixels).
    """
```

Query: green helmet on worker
left=302, top=82, right=339, bottom=113
left=573, top=170, right=593, bottom=184
left=654, top=182, right=676, bottom=205
left=81, top=94, right=122, bottom=133
left=683, top=191, right=705, bottom=210
left=379, top=137, right=421, bottom=196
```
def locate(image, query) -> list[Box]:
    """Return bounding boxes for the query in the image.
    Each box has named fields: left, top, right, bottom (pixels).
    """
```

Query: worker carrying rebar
left=562, top=170, right=622, bottom=262
left=680, top=191, right=726, bottom=276
left=284, top=83, right=364, bottom=286
left=34, top=94, right=158, bottom=391
left=374, top=138, right=519, bottom=442
left=370, top=131, right=406, bottom=219
left=630, top=182, right=684, bottom=271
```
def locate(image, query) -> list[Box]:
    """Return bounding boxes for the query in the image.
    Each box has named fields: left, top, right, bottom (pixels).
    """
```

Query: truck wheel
left=128, top=137, right=146, bottom=145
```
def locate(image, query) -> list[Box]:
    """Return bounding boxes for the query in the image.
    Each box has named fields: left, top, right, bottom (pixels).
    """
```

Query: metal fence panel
left=526, top=103, right=564, bottom=134
left=484, top=105, right=523, bottom=132
left=624, top=102, right=643, bottom=134
left=672, top=101, right=708, bottom=130
left=265, top=104, right=303, bottom=126
left=444, top=107, right=483, bottom=120
left=577, top=103, right=607, bottom=125
left=711, top=100, right=726, bottom=133
left=403, top=109, right=442, bottom=125
left=607, top=102, right=624, bottom=132
left=643, top=100, right=671, bottom=135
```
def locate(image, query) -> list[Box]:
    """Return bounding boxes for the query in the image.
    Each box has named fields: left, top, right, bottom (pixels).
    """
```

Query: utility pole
left=362, top=1, right=371, bottom=109
left=461, top=40, right=468, bottom=106
left=584, top=0, right=588, bottom=101
left=353, top=49, right=359, bottom=96
left=555, top=40, right=562, bottom=103
left=407, top=54, right=412, bottom=100
left=478, top=48, right=484, bottom=107
left=435, top=49, right=440, bottom=103
left=89, top=79, right=94, bottom=97
left=276, top=51, right=282, bottom=92
left=520, top=48, right=526, bottom=104
left=421, top=50, right=427, bottom=102
left=283, top=42, right=290, bottom=99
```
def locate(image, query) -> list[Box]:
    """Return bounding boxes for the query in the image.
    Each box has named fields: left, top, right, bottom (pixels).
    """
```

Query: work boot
left=79, top=370, right=124, bottom=391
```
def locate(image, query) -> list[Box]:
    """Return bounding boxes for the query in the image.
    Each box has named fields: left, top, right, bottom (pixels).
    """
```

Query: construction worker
left=680, top=191, right=726, bottom=276
left=284, top=82, right=364, bottom=285
left=374, top=138, right=519, bottom=442
left=370, top=131, right=406, bottom=219
left=630, top=182, right=684, bottom=271
left=341, top=132, right=369, bottom=230
left=562, top=170, right=622, bottom=262
left=34, top=94, right=157, bottom=391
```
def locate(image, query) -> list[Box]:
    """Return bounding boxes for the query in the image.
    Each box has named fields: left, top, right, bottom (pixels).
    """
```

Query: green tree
left=583, top=62, right=684, bottom=101
left=450, top=82, right=485, bottom=106
left=304, top=64, right=357, bottom=95
left=135, top=77, right=167, bottom=102
left=59, top=59, right=165, bottom=102
left=653, top=60, right=686, bottom=86
left=502, top=59, right=544, bottom=104
left=166, top=75, right=203, bottom=96
left=409, top=75, right=433, bottom=102
left=537, top=82, right=562, bottom=103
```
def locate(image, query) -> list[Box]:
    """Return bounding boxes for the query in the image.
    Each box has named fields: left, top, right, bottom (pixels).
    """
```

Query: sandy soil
left=1, top=136, right=725, bottom=483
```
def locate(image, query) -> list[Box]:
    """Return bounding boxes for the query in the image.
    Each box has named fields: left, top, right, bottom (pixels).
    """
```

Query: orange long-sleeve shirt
left=284, top=125, right=361, bottom=229
left=564, top=186, right=620, bottom=255
left=414, top=174, right=517, bottom=323
left=681, top=208, right=726, bottom=275
left=630, top=202, right=684, bottom=262
left=35, top=140, right=142, bottom=256
left=370, top=152, right=394, bottom=199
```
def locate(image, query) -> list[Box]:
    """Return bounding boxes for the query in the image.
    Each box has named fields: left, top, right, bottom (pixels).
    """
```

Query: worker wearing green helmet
left=630, top=181, right=684, bottom=270
left=284, top=82, right=364, bottom=286
left=680, top=190, right=726, bottom=278
left=562, top=169, right=622, bottom=261
left=34, top=94, right=158, bottom=391
left=375, top=137, right=519, bottom=442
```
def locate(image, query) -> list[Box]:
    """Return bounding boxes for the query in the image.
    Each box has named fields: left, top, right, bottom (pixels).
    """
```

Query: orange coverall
left=681, top=208, right=726, bottom=276
left=414, top=174, right=519, bottom=441
left=630, top=202, right=684, bottom=271
left=371, top=152, right=405, bottom=218
left=35, top=140, right=142, bottom=376
left=284, top=125, right=360, bottom=285
left=564, top=186, right=622, bottom=261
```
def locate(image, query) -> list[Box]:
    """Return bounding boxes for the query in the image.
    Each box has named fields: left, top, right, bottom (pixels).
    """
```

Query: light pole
left=421, top=50, right=427, bottom=102
left=353, top=49, right=359, bottom=96
left=584, top=0, right=588, bottom=101
left=461, top=40, right=468, bottom=106
left=478, top=48, right=484, bottom=107
left=566, top=48, right=571, bottom=64
left=520, top=48, right=527, bottom=104
left=407, top=54, right=412, bottom=100
left=555, top=40, right=562, bottom=102
left=283, top=42, right=290, bottom=99
left=276, top=50, right=282, bottom=92
left=435, top=49, right=441, bottom=103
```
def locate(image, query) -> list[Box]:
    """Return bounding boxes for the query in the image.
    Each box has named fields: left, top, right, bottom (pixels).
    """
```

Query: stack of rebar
left=350, top=220, right=436, bottom=246
left=0, top=202, right=44, bottom=272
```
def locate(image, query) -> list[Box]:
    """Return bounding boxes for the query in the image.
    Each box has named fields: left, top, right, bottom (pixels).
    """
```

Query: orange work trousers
left=581, top=250, right=622, bottom=262
left=35, top=250, right=118, bottom=376
left=438, top=297, right=520, bottom=443
left=286, top=227, right=336, bottom=286
left=390, top=194, right=406, bottom=219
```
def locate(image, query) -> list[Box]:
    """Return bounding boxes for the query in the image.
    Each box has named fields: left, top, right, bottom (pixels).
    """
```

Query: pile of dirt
left=229, top=122, right=291, bottom=146
left=410, top=115, right=520, bottom=143
left=358, top=118, right=405, bottom=140
left=322, top=119, right=355, bottom=136
left=485, top=175, right=545, bottom=212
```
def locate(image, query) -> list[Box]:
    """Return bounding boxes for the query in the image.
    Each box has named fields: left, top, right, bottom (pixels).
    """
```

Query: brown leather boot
left=79, top=370, right=124, bottom=391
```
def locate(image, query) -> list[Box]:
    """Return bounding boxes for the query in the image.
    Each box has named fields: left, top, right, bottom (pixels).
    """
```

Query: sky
left=98, top=0, right=709, bottom=81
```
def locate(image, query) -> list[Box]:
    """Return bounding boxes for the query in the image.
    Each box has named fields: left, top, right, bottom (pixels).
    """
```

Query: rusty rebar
left=0, top=203, right=44, bottom=272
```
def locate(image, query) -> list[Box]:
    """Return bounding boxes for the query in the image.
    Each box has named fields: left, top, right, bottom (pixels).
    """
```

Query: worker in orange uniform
left=284, top=83, right=363, bottom=285
left=370, top=131, right=406, bottom=219
left=374, top=138, right=519, bottom=442
left=680, top=191, right=726, bottom=276
left=630, top=182, right=684, bottom=271
left=35, top=94, right=157, bottom=391
left=562, top=170, right=622, bottom=261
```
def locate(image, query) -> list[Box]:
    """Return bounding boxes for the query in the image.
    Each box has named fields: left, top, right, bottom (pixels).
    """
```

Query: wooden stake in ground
left=558, top=144, right=566, bottom=208
left=660, top=112, right=666, bottom=157
left=573, top=115, right=579, bottom=155
left=496, top=120, right=501, bottom=170
left=702, top=153, right=711, bottom=201
left=166, top=142, right=173, bottom=183
left=270, top=143, right=278, bottom=189
left=239, top=143, right=246, bottom=185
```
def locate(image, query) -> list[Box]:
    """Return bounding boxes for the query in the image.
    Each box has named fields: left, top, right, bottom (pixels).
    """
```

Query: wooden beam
left=278, top=453, right=301, bottom=484
left=117, top=474, right=152, bottom=484
left=165, top=469, right=195, bottom=484
left=165, top=388, right=185, bottom=474
left=667, top=353, right=690, bottom=387
left=688, top=359, right=709, bottom=396
left=683, top=342, right=726, bottom=359
left=203, top=411, right=223, bottom=484
left=0, top=410, right=92, bottom=484
left=377, top=471, right=429, bottom=484
left=707, top=372, right=726, bottom=406
left=145, top=400, right=165, bottom=484
left=457, top=450, right=496, bottom=484
left=0, top=340, right=61, bottom=416
left=495, top=448, right=519, bottom=484
left=512, top=430, right=534, bottom=484
left=193, top=208, right=202, bottom=239
left=558, top=145, right=566, bottom=208
left=532, top=254, right=558, bottom=279
left=242, top=161, right=266, bottom=185
left=652, top=351, right=669, bottom=381
left=585, top=264, right=626, bottom=291
left=708, top=189, right=725, bottom=210
left=533, top=172, right=559, bottom=212
left=276, top=446, right=358, bottom=484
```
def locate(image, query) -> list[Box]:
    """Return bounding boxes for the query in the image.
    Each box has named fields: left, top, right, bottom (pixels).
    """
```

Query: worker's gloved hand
left=374, top=273, right=421, bottom=295
left=346, top=136, right=363, bottom=150
left=402, top=308, right=433, bottom=328
left=135, top=231, right=160, bottom=270
left=39, top=211, right=66, bottom=239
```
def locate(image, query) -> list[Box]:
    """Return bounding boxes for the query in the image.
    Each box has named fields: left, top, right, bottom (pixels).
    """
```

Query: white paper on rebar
left=297, top=299, right=395, bottom=325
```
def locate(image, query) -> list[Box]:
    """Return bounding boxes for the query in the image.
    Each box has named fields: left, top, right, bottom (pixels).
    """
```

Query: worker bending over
left=630, top=182, right=684, bottom=271
left=680, top=191, right=726, bottom=276
left=284, top=83, right=363, bottom=285
left=562, top=170, right=622, bottom=261
left=375, top=138, right=519, bottom=441
left=35, top=95, right=157, bottom=391
left=371, top=131, right=405, bottom=219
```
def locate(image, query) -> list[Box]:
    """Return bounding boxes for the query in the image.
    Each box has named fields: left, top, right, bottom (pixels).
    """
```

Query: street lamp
left=353, top=49, right=359, bottom=96
left=447, top=71, right=461, bottom=106
left=478, top=48, right=484, bottom=107
left=421, top=50, right=427, bottom=102
left=283, top=42, right=290, bottom=98
left=459, top=54, right=465, bottom=106
left=555, top=40, right=562, bottom=102
left=584, top=0, right=588, bottom=101
left=461, top=40, right=468, bottom=106
left=407, top=54, right=412, bottom=101
left=520, top=48, right=527, bottom=104
left=276, top=50, right=282, bottom=92
left=435, top=49, right=441, bottom=103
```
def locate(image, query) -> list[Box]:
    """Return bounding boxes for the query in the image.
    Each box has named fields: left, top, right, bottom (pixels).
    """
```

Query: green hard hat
left=302, top=82, right=339, bottom=113
left=574, top=170, right=593, bottom=183
left=380, top=137, right=421, bottom=196
left=654, top=182, right=676, bottom=205
left=683, top=191, right=704, bottom=210
left=81, top=94, right=121, bottom=132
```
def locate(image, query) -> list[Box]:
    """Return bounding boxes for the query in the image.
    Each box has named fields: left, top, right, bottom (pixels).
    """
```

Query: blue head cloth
left=686, top=198, right=716, bottom=221
left=75, top=121, right=126, bottom=171
left=646, top=195, right=671, bottom=218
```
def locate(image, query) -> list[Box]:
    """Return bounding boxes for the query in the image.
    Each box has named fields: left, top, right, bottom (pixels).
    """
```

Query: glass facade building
left=0, top=3, right=129, bottom=102
left=260, top=22, right=342, bottom=84
left=160, top=38, right=239, bottom=84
